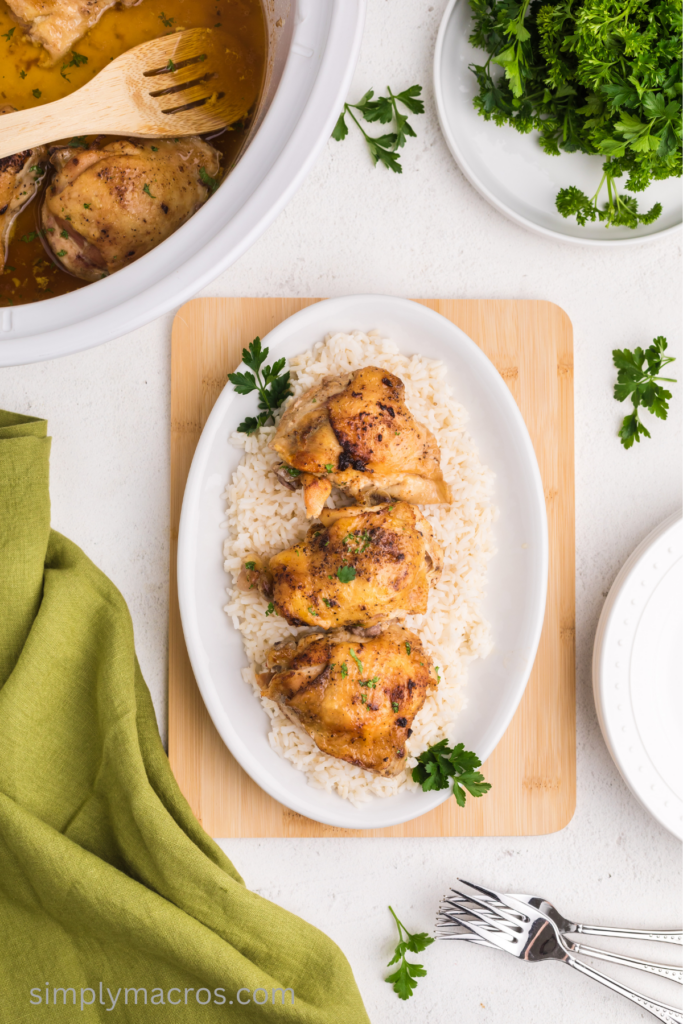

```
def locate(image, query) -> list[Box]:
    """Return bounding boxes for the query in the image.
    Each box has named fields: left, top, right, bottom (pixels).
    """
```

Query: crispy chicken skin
left=5, top=0, right=139, bottom=64
left=0, top=106, right=47, bottom=271
left=41, top=138, right=220, bottom=282
left=271, top=366, right=452, bottom=517
left=264, top=502, right=443, bottom=629
left=261, top=625, right=437, bottom=776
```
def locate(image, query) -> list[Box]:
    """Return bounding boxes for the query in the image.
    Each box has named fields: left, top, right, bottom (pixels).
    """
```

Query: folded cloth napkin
left=0, top=411, right=370, bottom=1023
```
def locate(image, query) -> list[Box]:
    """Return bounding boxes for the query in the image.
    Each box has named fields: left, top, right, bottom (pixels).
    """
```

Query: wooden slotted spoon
left=0, top=28, right=258, bottom=159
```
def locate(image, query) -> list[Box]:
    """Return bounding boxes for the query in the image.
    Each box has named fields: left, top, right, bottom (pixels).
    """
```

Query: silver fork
left=509, top=893, right=683, bottom=947
left=441, top=890, right=683, bottom=984
left=437, top=881, right=683, bottom=1024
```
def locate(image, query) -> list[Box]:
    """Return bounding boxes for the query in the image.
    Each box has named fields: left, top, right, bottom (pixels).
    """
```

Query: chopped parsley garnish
left=159, top=11, right=174, bottom=26
left=166, top=58, right=176, bottom=72
left=435, top=666, right=441, bottom=682
left=2, top=27, right=15, bottom=41
left=143, top=183, right=156, bottom=198
left=19, top=70, right=26, bottom=78
left=405, top=642, right=411, bottom=655
left=67, top=136, right=88, bottom=148
left=285, top=466, right=300, bottom=476
left=341, top=662, right=348, bottom=678
left=245, top=561, right=256, bottom=571
left=32, top=88, right=41, bottom=99
left=60, top=229, right=69, bottom=239
left=56, top=250, right=67, bottom=257
left=60, top=51, right=88, bottom=81
left=324, top=463, right=333, bottom=472
left=21, top=233, right=37, bottom=243
left=307, top=606, right=318, bottom=617
left=332, top=85, right=424, bottom=174
left=613, top=336, right=676, bottom=448
left=199, top=166, right=219, bottom=193
left=265, top=602, right=275, bottom=616
left=412, top=740, right=491, bottom=807
left=83, top=203, right=91, bottom=209
left=343, top=530, right=372, bottom=553
left=349, top=648, right=363, bottom=675
left=229, top=336, right=292, bottom=435
left=385, top=906, right=434, bottom=1001
left=336, top=565, right=356, bottom=583
left=323, top=598, right=332, bottom=607
left=392, top=702, right=399, bottom=713
left=151, top=146, right=159, bottom=151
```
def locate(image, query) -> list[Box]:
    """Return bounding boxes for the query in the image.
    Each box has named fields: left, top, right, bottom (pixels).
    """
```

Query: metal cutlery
left=507, top=893, right=683, bottom=947
left=437, top=881, right=683, bottom=1023
left=441, top=889, right=683, bottom=983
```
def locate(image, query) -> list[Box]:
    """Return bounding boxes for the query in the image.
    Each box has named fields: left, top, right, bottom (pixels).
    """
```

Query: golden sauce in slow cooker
left=0, top=0, right=266, bottom=306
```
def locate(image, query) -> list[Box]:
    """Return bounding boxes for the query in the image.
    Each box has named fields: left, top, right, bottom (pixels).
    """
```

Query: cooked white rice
left=221, top=330, right=496, bottom=806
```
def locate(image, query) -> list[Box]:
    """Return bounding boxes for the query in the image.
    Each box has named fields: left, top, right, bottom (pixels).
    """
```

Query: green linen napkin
left=0, top=410, right=370, bottom=1023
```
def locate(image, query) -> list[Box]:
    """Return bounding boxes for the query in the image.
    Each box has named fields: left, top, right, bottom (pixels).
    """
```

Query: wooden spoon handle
left=0, top=94, right=88, bottom=158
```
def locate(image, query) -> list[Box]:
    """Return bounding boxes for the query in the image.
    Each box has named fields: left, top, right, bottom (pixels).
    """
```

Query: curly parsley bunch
left=468, top=0, right=682, bottom=228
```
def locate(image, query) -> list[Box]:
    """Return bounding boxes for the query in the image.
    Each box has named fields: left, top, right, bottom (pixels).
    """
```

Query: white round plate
left=177, top=295, right=548, bottom=829
left=433, top=0, right=682, bottom=246
left=593, top=512, right=683, bottom=839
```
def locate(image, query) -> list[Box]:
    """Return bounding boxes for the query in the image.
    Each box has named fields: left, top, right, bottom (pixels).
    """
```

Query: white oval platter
left=177, top=295, right=548, bottom=829
left=593, top=511, right=683, bottom=840
left=433, top=0, right=682, bottom=247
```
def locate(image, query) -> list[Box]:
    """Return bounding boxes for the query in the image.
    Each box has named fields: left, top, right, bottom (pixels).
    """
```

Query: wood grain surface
left=169, top=298, right=575, bottom=837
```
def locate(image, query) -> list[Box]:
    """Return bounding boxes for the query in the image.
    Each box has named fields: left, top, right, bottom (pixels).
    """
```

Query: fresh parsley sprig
left=412, top=739, right=491, bottom=807
left=228, top=337, right=292, bottom=435
left=385, top=906, right=434, bottom=1001
left=613, top=336, right=677, bottom=449
left=332, top=85, right=424, bottom=173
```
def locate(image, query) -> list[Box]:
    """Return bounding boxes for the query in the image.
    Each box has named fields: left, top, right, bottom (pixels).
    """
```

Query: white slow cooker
left=0, top=0, right=365, bottom=366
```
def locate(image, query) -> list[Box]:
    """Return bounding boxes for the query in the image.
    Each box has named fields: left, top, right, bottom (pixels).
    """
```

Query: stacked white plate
left=593, top=512, right=683, bottom=839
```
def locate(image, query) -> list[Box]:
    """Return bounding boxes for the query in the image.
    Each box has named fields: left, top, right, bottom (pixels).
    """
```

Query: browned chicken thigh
left=261, top=624, right=437, bottom=776
left=252, top=502, right=443, bottom=629
left=271, top=366, right=452, bottom=517
left=5, top=0, right=139, bottom=63
left=0, top=106, right=47, bottom=271
left=41, top=137, right=220, bottom=281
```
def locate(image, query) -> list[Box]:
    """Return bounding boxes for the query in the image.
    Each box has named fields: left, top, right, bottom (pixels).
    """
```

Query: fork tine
left=439, top=909, right=499, bottom=931
left=450, top=889, right=523, bottom=933
left=442, top=897, right=506, bottom=921
left=459, top=879, right=530, bottom=921
left=445, top=911, right=517, bottom=948
left=448, top=892, right=522, bottom=935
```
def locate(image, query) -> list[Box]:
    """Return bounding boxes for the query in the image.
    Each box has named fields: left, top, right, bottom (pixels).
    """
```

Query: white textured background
left=1, top=1, right=681, bottom=1021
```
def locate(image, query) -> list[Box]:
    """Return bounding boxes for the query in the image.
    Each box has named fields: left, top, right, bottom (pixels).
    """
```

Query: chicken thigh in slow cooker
left=5, top=0, right=139, bottom=63
left=41, top=137, right=220, bottom=281
left=0, top=106, right=47, bottom=272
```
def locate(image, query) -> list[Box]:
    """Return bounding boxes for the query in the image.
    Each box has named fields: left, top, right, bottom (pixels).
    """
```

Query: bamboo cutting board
left=169, top=298, right=575, bottom=837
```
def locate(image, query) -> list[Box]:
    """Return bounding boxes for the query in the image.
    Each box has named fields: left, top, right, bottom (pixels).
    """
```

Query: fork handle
left=569, top=940, right=683, bottom=984
left=577, top=925, right=683, bottom=946
left=566, top=956, right=683, bottom=1022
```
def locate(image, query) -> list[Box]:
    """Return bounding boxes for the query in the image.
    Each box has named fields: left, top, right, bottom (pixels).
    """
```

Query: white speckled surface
left=0, top=1, right=680, bottom=1020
